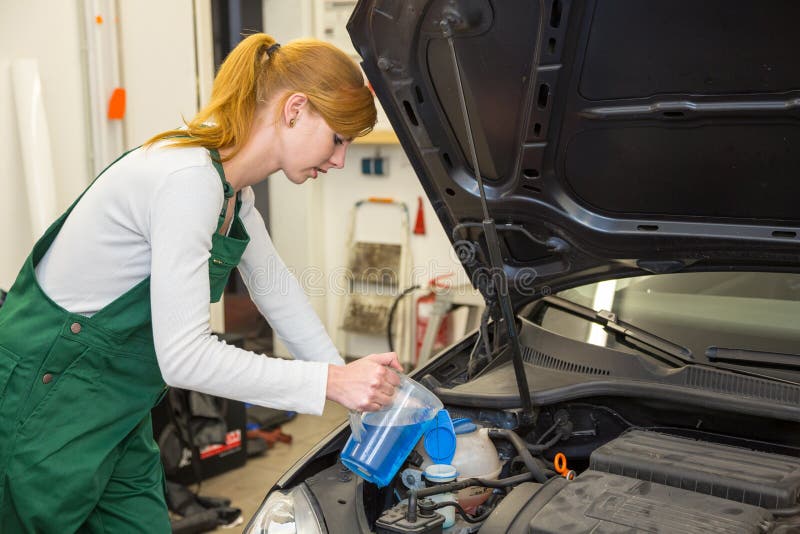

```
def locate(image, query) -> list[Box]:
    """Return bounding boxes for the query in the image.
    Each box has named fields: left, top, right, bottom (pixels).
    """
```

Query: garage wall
left=317, top=145, right=473, bottom=359
left=117, top=1, right=204, bottom=148
left=0, top=0, right=90, bottom=289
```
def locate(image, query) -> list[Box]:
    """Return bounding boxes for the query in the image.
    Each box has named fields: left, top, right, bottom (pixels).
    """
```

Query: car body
left=245, top=1, right=800, bottom=532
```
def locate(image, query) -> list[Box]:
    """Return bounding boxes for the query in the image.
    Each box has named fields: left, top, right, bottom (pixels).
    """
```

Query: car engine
left=369, top=427, right=800, bottom=533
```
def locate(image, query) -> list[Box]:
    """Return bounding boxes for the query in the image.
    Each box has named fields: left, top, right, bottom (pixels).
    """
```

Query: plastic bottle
left=341, top=374, right=442, bottom=487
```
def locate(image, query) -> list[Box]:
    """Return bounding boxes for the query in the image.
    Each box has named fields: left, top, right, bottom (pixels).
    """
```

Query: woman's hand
left=326, top=352, right=403, bottom=412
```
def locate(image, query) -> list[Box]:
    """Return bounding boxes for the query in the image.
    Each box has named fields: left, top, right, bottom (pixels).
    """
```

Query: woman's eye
left=333, top=135, right=344, bottom=146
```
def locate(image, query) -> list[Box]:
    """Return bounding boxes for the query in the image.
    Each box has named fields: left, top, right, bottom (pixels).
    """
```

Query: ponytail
left=146, top=33, right=376, bottom=159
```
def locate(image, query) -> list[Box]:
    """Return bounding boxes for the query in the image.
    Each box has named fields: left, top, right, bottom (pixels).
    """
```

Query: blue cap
left=452, top=418, right=478, bottom=434
left=424, top=410, right=457, bottom=465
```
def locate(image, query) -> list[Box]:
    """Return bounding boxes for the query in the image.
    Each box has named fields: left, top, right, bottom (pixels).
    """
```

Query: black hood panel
left=349, top=0, right=800, bottom=300
left=566, top=124, right=800, bottom=221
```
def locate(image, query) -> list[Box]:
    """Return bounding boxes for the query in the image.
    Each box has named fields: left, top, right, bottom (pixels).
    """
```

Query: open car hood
left=348, top=0, right=800, bottom=304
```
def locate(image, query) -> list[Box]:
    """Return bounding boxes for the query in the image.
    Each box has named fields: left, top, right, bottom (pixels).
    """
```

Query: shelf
left=354, top=129, right=399, bottom=145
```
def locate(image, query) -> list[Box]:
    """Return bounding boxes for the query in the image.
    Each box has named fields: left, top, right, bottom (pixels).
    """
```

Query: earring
left=289, top=118, right=296, bottom=128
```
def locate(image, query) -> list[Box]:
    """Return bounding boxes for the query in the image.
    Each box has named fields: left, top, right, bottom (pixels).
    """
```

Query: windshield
left=533, top=272, right=800, bottom=362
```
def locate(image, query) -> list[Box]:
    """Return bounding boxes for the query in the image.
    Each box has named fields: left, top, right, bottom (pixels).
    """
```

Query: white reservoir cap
left=424, top=464, right=458, bottom=483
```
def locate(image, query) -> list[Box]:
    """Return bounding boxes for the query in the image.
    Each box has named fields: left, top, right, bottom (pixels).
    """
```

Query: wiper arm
left=706, top=347, right=800, bottom=370
left=542, top=296, right=694, bottom=363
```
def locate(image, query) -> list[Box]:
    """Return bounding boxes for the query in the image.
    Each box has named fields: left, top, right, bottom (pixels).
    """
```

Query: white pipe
left=82, top=0, right=123, bottom=173
left=11, top=59, right=57, bottom=239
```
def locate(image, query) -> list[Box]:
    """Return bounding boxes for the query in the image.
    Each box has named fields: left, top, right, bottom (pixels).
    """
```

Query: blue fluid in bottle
left=341, top=408, right=436, bottom=487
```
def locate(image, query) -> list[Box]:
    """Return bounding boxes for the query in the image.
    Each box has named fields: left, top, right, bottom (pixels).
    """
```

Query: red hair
left=146, top=33, right=376, bottom=160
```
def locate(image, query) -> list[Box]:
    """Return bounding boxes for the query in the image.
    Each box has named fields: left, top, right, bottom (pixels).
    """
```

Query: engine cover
left=590, top=430, right=800, bottom=508
left=479, top=471, right=773, bottom=533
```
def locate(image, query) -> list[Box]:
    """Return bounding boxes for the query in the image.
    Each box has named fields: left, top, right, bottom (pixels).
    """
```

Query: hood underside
left=348, top=0, right=800, bottom=303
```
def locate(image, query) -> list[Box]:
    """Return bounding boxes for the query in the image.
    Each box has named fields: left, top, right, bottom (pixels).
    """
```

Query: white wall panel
left=0, top=60, right=34, bottom=288
left=11, top=60, right=58, bottom=239
left=117, top=0, right=200, bottom=148
left=0, top=1, right=90, bottom=209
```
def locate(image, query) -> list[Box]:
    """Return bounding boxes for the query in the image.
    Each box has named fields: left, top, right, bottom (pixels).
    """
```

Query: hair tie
left=267, top=43, right=281, bottom=56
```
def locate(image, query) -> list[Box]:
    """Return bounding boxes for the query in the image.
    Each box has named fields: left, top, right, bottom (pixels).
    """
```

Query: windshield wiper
left=541, top=296, right=799, bottom=385
left=542, top=296, right=694, bottom=363
left=706, top=347, right=800, bottom=370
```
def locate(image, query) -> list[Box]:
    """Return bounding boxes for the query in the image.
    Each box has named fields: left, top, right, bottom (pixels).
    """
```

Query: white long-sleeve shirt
left=35, top=142, right=343, bottom=415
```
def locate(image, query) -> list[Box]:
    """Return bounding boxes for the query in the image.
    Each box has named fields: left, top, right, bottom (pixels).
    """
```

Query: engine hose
left=488, top=429, right=549, bottom=483
left=771, top=505, right=800, bottom=518
left=484, top=491, right=502, bottom=508
left=386, top=285, right=420, bottom=353
left=511, top=456, right=557, bottom=479
left=421, top=500, right=494, bottom=524
left=533, top=420, right=560, bottom=445
left=406, top=472, right=535, bottom=522
left=418, top=472, right=534, bottom=498
left=527, top=433, right=561, bottom=454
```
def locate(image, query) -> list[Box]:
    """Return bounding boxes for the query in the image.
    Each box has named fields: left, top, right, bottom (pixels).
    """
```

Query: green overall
left=0, top=148, right=249, bottom=532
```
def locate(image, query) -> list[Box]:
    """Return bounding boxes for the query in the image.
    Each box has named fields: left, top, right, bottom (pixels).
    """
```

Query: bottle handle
left=349, top=409, right=366, bottom=442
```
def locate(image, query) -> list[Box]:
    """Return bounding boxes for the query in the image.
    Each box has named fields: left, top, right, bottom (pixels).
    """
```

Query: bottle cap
left=424, top=410, right=457, bottom=465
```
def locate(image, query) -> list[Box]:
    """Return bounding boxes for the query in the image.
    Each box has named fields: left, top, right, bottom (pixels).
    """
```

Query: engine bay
left=367, top=424, right=800, bottom=533
left=297, top=391, right=800, bottom=534
left=292, top=314, right=800, bottom=534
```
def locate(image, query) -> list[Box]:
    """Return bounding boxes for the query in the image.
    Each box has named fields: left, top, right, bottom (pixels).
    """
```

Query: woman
left=0, top=34, right=401, bottom=532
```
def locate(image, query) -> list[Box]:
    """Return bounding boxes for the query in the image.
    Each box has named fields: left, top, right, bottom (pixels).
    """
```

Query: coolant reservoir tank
left=416, top=414, right=503, bottom=511
left=450, top=423, right=503, bottom=512
left=451, top=424, right=503, bottom=480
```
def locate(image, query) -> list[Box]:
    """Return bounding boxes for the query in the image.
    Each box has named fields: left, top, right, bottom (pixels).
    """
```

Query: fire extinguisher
left=386, top=275, right=454, bottom=369
left=415, top=275, right=453, bottom=365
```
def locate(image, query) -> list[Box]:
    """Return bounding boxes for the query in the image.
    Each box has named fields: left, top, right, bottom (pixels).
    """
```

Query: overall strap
left=31, top=148, right=138, bottom=267
left=208, top=149, right=241, bottom=233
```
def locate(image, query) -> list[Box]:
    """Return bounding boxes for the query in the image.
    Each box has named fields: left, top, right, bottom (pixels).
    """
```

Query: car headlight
left=244, top=484, right=326, bottom=534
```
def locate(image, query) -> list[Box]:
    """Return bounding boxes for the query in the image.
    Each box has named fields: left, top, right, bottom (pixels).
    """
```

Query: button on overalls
left=0, top=148, right=249, bottom=532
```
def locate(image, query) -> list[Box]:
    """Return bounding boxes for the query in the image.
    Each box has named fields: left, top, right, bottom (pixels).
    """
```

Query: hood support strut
left=441, top=9, right=536, bottom=424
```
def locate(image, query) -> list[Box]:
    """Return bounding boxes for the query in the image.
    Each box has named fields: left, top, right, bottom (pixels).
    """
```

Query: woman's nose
left=329, top=143, right=348, bottom=169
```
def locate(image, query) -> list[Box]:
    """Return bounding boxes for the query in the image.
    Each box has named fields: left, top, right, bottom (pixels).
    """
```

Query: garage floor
left=203, top=400, right=348, bottom=532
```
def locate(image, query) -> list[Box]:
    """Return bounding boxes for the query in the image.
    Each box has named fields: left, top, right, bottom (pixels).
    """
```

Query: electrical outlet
left=373, top=157, right=387, bottom=175
left=360, top=157, right=389, bottom=176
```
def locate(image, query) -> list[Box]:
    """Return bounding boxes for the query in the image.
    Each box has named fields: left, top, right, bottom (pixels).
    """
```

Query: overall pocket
left=208, top=256, right=235, bottom=302
left=0, top=345, right=21, bottom=405
left=16, top=335, right=92, bottom=427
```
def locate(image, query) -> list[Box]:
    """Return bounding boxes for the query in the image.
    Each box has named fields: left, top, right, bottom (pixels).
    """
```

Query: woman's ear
left=283, top=92, right=309, bottom=127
